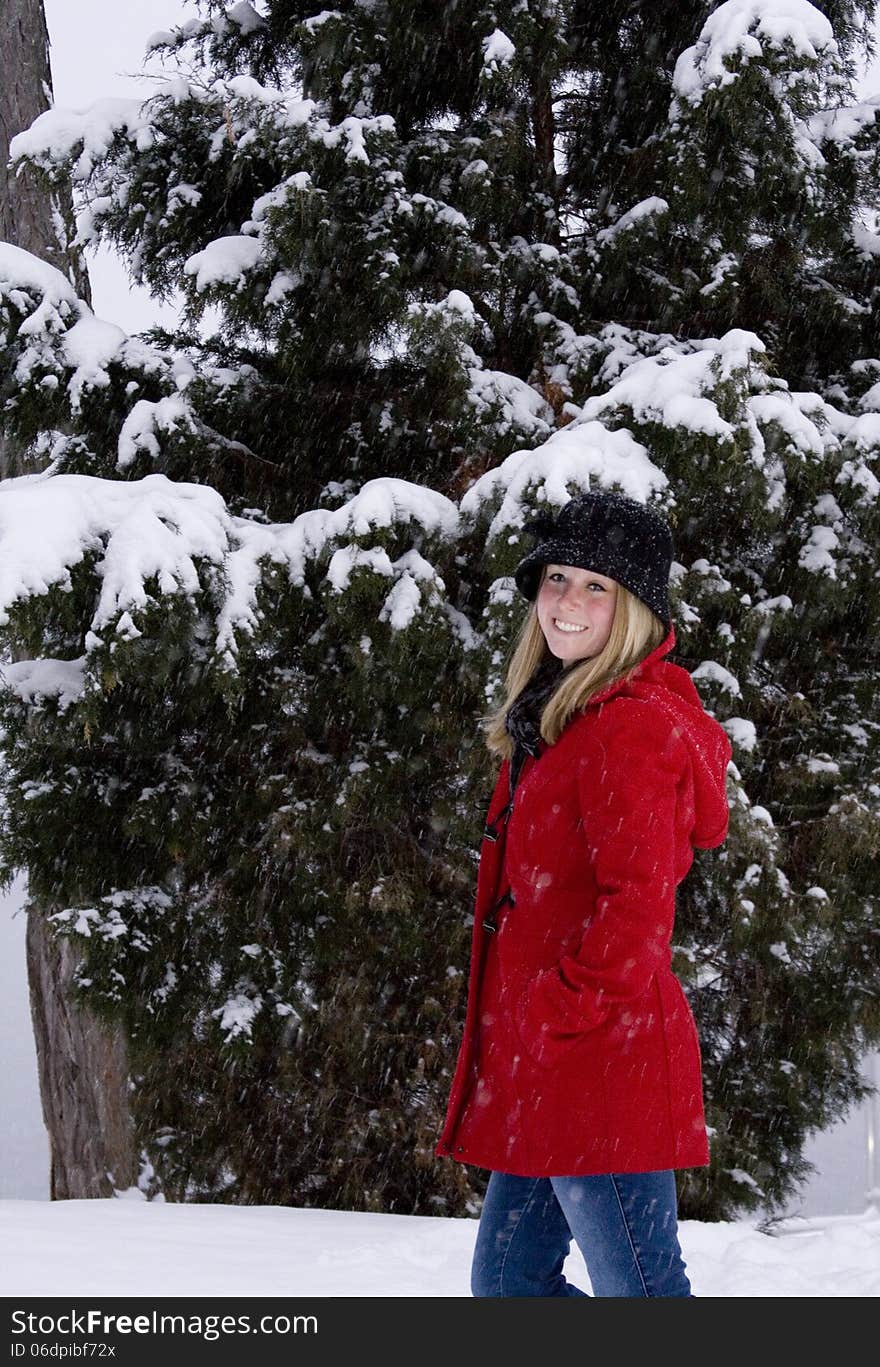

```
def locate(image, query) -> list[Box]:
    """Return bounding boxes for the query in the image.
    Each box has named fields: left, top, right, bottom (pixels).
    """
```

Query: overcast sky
left=44, top=0, right=202, bottom=330
left=45, top=0, right=200, bottom=105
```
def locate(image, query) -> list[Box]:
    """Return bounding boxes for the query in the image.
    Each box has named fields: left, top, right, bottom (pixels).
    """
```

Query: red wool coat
left=435, top=625, right=732, bottom=1177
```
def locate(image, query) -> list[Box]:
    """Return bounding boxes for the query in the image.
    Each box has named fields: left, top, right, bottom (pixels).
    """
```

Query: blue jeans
left=471, top=1169, right=692, bottom=1297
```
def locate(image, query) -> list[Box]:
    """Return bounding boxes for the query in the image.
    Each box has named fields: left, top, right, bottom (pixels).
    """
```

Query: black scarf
left=505, top=654, right=567, bottom=796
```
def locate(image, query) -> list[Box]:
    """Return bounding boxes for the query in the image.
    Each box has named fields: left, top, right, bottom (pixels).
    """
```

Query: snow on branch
left=184, top=235, right=264, bottom=293
left=805, top=94, right=880, bottom=145
left=596, top=198, right=670, bottom=246
left=0, top=472, right=231, bottom=634
left=460, top=419, right=670, bottom=538
left=117, top=398, right=199, bottom=468
left=302, top=12, right=344, bottom=36
left=0, top=657, right=87, bottom=712
left=673, top=0, right=837, bottom=109
left=1, top=242, right=125, bottom=403
left=9, top=98, right=159, bottom=181
left=0, top=472, right=461, bottom=677
left=851, top=223, right=880, bottom=259
left=8, top=68, right=389, bottom=203
left=146, top=1, right=266, bottom=54
left=214, top=74, right=311, bottom=127
left=0, top=240, right=80, bottom=336
left=224, top=3, right=266, bottom=35
left=482, top=29, right=516, bottom=74
left=581, top=328, right=766, bottom=441
left=267, top=477, right=459, bottom=601
left=0, top=241, right=182, bottom=427
left=467, top=367, right=554, bottom=443
left=62, top=316, right=128, bottom=410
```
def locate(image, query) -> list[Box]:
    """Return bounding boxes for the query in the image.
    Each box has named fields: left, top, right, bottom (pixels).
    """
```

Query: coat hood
left=593, top=624, right=732, bottom=849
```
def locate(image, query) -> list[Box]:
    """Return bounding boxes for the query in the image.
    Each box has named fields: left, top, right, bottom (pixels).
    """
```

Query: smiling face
left=535, top=563, right=619, bottom=662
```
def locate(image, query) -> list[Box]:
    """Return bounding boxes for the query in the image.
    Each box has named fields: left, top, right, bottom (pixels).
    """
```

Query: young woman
left=435, top=491, right=732, bottom=1297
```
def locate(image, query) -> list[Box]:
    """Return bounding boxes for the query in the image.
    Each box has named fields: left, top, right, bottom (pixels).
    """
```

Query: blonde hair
left=483, top=571, right=667, bottom=757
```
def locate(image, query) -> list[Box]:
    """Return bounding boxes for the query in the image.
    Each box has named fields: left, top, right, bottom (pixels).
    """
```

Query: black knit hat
left=513, top=491, right=674, bottom=629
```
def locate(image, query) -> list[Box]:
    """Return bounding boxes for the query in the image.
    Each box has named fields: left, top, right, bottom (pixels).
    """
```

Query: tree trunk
left=1, top=0, right=137, bottom=1200
left=0, top=0, right=90, bottom=295
left=1, top=0, right=91, bottom=481
left=25, top=908, right=138, bottom=1198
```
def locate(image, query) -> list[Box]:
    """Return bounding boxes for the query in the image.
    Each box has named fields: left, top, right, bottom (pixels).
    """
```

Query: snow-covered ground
left=1, top=1196, right=878, bottom=1297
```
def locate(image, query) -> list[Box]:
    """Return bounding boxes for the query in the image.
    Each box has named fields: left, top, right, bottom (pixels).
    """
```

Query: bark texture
left=25, top=908, right=138, bottom=1198
left=2, top=0, right=135, bottom=1200
left=0, top=0, right=90, bottom=293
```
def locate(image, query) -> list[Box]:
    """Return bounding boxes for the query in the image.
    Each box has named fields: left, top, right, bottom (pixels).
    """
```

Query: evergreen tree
left=0, top=0, right=878, bottom=1220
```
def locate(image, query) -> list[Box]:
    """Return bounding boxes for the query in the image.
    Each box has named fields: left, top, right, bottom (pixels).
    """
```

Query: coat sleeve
left=511, top=705, right=683, bottom=1070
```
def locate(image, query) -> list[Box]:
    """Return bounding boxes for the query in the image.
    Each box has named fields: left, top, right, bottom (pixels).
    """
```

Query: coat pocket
left=509, top=967, right=591, bottom=1071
